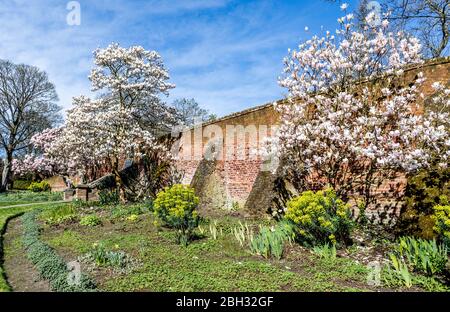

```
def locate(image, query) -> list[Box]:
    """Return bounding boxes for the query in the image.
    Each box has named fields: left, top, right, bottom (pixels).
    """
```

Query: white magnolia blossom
left=340, top=3, right=348, bottom=10
left=270, top=14, right=450, bottom=207
left=15, top=43, right=176, bottom=192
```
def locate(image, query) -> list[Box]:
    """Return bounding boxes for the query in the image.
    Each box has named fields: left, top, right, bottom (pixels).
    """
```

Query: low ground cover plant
left=71, top=198, right=98, bottom=209
left=313, top=243, right=337, bottom=261
left=110, top=204, right=145, bottom=220
left=284, top=189, right=353, bottom=247
left=153, top=184, right=200, bottom=246
left=79, top=242, right=139, bottom=274
left=86, top=243, right=127, bottom=267
left=21, top=210, right=96, bottom=291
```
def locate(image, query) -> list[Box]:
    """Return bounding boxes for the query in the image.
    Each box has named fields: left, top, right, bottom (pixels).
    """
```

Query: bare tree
left=326, top=0, right=449, bottom=58
left=385, top=0, right=449, bottom=58
left=0, top=60, right=61, bottom=191
left=355, top=0, right=371, bottom=29
left=172, top=98, right=216, bottom=126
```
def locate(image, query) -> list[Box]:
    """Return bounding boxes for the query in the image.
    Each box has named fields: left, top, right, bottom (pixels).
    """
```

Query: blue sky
left=0, top=0, right=358, bottom=117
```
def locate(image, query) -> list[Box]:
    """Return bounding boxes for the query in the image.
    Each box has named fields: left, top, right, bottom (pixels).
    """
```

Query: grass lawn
left=2, top=201, right=448, bottom=292
left=34, top=206, right=376, bottom=292
left=0, top=201, right=69, bottom=291
left=0, top=191, right=63, bottom=207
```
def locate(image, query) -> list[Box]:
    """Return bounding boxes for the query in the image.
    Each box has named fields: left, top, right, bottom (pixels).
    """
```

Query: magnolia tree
left=12, top=128, right=63, bottom=179
left=70, top=44, right=176, bottom=201
left=269, top=6, right=450, bottom=214
left=15, top=44, right=177, bottom=202
left=12, top=127, right=95, bottom=183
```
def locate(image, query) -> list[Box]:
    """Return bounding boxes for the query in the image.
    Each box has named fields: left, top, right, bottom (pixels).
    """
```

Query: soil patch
left=2, top=217, right=51, bottom=292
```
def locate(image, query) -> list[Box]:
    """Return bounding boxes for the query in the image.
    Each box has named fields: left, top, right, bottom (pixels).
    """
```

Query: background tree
left=172, top=98, right=216, bottom=126
left=381, top=0, right=449, bottom=58
left=0, top=60, right=61, bottom=191
left=336, top=0, right=450, bottom=57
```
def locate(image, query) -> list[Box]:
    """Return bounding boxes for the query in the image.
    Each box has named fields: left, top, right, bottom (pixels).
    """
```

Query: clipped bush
left=12, top=179, right=32, bottom=190
left=79, top=215, right=102, bottom=227
left=153, top=184, right=200, bottom=246
left=432, top=203, right=450, bottom=249
left=285, top=188, right=353, bottom=247
left=28, top=181, right=51, bottom=192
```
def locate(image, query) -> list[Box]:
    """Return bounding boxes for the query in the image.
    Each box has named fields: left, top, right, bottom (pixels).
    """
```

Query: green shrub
left=126, top=214, right=138, bottom=222
left=41, top=205, right=78, bottom=226
left=390, top=236, right=448, bottom=276
left=12, top=180, right=32, bottom=190
left=79, top=215, right=102, bottom=227
left=432, top=203, right=450, bottom=249
left=250, top=221, right=294, bottom=260
left=28, top=181, right=51, bottom=192
left=98, top=189, right=120, bottom=205
left=21, top=210, right=96, bottom=291
left=396, top=166, right=450, bottom=239
left=285, top=189, right=353, bottom=247
left=153, top=184, right=200, bottom=246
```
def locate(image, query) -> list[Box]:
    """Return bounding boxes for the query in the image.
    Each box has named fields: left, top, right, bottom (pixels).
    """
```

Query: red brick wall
left=176, top=103, right=280, bottom=208
left=175, top=57, right=450, bottom=213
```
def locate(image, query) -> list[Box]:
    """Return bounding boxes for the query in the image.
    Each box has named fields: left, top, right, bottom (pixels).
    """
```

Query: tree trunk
left=1, top=151, right=13, bottom=192
left=112, top=158, right=126, bottom=203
